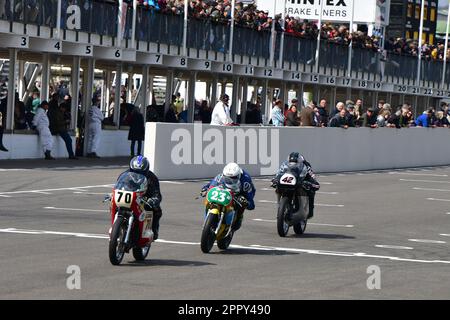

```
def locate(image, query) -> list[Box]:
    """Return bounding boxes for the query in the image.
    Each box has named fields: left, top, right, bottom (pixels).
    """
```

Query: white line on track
left=258, top=200, right=344, bottom=207
left=413, top=187, right=450, bottom=192
left=399, top=179, right=450, bottom=184
left=73, top=192, right=109, bottom=195
left=160, top=181, right=185, bottom=185
left=389, top=172, right=448, bottom=177
left=0, top=184, right=114, bottom=196
left=1, top=227, right=450, bottom=265
left=440, top=234, right=450, bottom=237
left=375, top=245, right=414, bottom=250
left=0, top=169, right=31, bottom=172
left=408, top=239, right=447, bottom=244
left=260, top=188, right=338, bottom=195
left=44, top=206, right=105, bottom=213
left=0, top=195, right=11, bottom=198
left=426, top=198, right=450, bottom=202
left=252, top=219, right=354, bottom=228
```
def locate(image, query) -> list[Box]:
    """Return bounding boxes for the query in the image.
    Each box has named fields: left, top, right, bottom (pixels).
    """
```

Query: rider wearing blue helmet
left=123, top=155, right=163, bottom=240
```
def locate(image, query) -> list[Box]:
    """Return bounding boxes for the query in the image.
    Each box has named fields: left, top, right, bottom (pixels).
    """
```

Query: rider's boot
left=152, top=209, right=162, bottom=240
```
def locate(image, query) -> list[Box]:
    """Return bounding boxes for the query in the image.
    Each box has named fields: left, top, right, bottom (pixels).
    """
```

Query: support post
left=41, top=53, right=50, bottom=101
left=187, top=71, right=197, bottom=123
left=70, top=56, right=81, bottom=131
left=114, top=64, right=122, bottom=128
left=6, top=48, right=17, bottom=130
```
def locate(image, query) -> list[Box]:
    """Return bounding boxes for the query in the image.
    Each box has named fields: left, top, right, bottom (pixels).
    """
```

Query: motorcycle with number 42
left=199, top=186, right=247, bottom=253
left=105, top=172, right=155, bottom=265
left=273, top=164, right=311, bottom=237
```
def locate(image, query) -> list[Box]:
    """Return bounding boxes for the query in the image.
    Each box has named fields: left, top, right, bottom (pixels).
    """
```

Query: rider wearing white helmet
left=202, top=163, right=256, bottom=231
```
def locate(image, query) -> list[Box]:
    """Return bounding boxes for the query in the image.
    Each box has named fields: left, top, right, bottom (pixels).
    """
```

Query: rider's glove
left=236, top=195, right=248, bottom=208
left=144, top=198, right=155, bottom=211
left=271, top=178, right=278, bottom=188
left=200, top=187, right=208, bottom=197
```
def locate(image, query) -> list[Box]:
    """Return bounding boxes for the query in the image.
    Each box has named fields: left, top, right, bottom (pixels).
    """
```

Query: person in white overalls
left=87, top=96, right=104, bottom=158
left=32, top=100, right=55, bottom=160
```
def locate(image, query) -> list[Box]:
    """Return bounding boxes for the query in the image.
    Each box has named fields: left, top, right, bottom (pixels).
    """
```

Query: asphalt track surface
left=0, top=158, right=450, bottom=299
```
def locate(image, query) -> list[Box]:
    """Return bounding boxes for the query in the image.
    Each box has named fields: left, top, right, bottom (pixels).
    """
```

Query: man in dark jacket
left=329, top=109, right=350, bottom=128
left=360, top=108, right=378, bottom=128
left=317, top=99, right=329, bottom=127
left=245, top=102, right=262, bottom=124
left=128, top=107, right=145, bottom=157
left=48, top=93, right=77, bottom=159
left=300, top=101, right=315, bottom=126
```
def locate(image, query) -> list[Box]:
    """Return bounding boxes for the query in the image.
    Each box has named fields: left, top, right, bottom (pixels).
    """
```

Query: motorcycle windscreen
left=115, top=172, right=148, bottom=193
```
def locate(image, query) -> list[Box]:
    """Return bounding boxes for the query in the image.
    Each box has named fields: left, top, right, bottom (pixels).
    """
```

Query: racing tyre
left=277, top=197, right=291, bottom=237
left=132, top=244, right=151, bottom=261
left=217, top=232, right=234, bottom=250
left=201, top=213, right=218, bottom=253
left=109, top=216, right=127, bottom=265
left=293, top=220, right=307, bottom=235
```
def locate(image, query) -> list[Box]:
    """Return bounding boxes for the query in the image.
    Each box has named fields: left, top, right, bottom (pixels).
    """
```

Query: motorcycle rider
left=121, top=156, right=163, bottom=240
left=201, top=163, right=256, bottom=231
left=273, top=152, right=320, bottom=219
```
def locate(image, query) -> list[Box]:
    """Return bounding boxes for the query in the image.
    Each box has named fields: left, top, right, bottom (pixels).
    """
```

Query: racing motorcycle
left=200, top=186, right=246, bottom=253
left=106, top=172, right=155, bottom=265
left=274, top=164, right=310, bottom=237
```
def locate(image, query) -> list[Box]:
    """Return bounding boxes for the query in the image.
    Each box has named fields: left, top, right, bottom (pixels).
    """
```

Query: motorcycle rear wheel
left=277, top=197, right=291, bottom=237
left=201, top=213, right=218, bottom=253
left=109, top=216, right=127, bottom=265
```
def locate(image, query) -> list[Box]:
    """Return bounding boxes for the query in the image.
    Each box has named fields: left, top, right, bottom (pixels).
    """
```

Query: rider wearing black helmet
left=273, top=152, right=320, bottom=219
left=124, top=155, right=163, bottom=240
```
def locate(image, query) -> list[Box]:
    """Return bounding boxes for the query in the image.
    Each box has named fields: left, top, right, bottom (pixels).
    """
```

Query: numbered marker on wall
left=29, top=38, right=62, bottom=53
left=136, top=52, right=163, bottom=65
left=212, top=62, right=233, bottom=74
left=62, top=42, right=93, bottom=57
left=189, top=59, right=212, bottom=71
left=0, top=34, right=30, bottom=49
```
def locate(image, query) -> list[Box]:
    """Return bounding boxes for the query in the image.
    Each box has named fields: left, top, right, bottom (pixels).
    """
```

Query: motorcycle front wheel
left=201, top=213, right=218, bottom=253
left=109, top=216, right=127, bottom=265
left=133, top=244, right=151, bottom=261
left=277, top=196, right=291, bottom=237
left=293, top=220, right=307, bottom=235
left=217, top=231, right=234, bottom=250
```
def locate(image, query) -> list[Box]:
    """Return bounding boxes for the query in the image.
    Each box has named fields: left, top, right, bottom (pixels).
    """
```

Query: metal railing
left=1, top=2, right=450, bottom=85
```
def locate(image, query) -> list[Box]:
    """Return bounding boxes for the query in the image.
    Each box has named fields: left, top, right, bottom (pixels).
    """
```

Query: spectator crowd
left=266, top=97, right=450, bottom=129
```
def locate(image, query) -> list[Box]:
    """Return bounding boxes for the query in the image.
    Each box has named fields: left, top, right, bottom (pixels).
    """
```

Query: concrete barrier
left=144, top=122, right=450, bottom=180
left=0, top=129, right=131, bottom=160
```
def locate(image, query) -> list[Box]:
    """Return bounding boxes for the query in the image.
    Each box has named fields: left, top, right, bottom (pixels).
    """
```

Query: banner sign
left=285, top=0, right=354, bottom=22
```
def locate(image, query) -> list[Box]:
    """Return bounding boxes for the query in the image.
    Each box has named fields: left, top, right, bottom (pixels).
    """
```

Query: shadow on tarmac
left=126, top=259, right=216, bottom=267
left=290, top=233, right=355, bottom=240
left=214, top=248, right=299, bottom=256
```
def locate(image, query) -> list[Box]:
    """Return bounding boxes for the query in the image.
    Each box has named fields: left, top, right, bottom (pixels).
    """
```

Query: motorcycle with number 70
left=105, top=172, right=155, bottom=265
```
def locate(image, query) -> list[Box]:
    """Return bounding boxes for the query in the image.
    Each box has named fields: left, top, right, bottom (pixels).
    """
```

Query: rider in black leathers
left=273, top=152, right=320, bottom=219
left=124, top=156, right=163, bottom=240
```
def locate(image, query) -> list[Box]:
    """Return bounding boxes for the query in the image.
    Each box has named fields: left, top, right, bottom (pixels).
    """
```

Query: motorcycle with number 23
left=200, top=186, right=246, bottom=253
